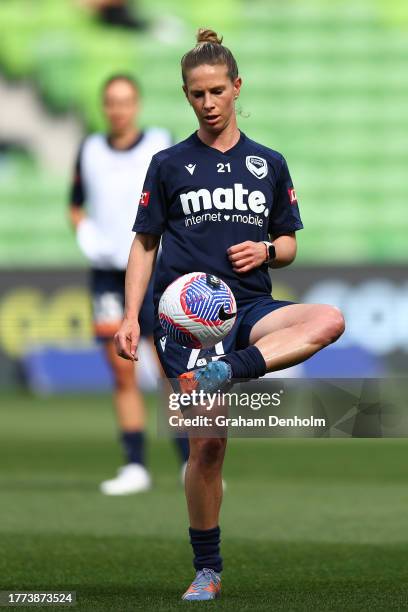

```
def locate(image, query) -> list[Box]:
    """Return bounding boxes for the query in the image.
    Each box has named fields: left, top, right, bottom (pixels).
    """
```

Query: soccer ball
left=158, top=272, right=237, bottom=349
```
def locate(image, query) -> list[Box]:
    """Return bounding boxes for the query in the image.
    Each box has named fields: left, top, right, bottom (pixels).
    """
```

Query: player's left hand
left=227, top=241, right=266, bottom=273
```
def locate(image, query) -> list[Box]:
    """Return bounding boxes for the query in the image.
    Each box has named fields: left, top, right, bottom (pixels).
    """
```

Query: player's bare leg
left=179, top=303, right=344, bottom=396
left=105, top=339, right=145, bottom=430
left=100, top=339, right=151, bottom=494
left=185, top=437, right=226, bottom=529
left=181, top=435, right=225, bottom=600
left=250, top=303, right=345, bottom=370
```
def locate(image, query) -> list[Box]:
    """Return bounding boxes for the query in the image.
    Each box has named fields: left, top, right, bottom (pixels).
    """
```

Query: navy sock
left=220, top=345, right=267, bottom=380
left=189, top=526, right=222, bottom=573
left=121, top=431, right=145, bottom=465
left=174, top=436, right=190, bottom=463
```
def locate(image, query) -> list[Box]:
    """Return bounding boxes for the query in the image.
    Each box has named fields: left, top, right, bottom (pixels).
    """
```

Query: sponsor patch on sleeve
left=288, top=188, right=298, bottom=205
left=139, top=191, right=150, bottom=207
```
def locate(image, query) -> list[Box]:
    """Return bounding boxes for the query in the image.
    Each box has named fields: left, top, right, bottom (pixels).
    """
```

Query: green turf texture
left=1, top=392, right=408, bottom=610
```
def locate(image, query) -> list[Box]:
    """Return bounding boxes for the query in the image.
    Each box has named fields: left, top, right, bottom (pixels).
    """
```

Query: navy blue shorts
left=155, top=295, right=294, bottom=380
left=90, top=268, right=154, bottom=340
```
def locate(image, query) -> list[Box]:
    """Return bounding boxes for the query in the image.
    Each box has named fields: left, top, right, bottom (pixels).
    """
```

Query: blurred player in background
left=69, top=74, right=189, bottom=495
left=116, top=30, right=345, bottom=600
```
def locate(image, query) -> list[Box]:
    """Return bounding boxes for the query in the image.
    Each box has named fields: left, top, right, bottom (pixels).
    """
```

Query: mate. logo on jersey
left=245, top=156, right=268, bottom=179
left=139, top=191, right=150, bottom=207
left=288, top=188, right=298, bottom=205
left=180, top=183, right=267, bottom=216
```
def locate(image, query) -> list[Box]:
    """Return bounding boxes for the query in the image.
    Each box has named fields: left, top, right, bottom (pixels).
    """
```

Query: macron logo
left=185, top=163, right=196, bottom=176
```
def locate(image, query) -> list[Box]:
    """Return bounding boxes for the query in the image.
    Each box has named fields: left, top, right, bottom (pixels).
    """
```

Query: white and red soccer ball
left=158, top=272, right=237, bottom=349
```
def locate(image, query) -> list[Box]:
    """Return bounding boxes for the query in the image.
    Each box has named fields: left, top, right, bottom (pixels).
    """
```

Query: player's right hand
left=114, top=318, right=140, bottom=361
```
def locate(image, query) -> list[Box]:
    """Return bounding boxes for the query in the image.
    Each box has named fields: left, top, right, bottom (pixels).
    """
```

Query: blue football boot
left=179, top=360, right=232, bottom=394
left=182, top=568, right=221, bottom=601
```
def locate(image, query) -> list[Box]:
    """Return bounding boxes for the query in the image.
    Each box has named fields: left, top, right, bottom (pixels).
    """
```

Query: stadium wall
left=0, top=266, right=406, bottom=391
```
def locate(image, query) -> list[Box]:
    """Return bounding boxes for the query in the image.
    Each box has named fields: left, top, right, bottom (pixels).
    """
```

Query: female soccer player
left=115, top=30, right=345, bottom=600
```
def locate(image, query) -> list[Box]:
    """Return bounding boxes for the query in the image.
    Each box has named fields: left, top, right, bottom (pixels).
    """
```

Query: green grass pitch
left=1, top=392, right=408, bottom=610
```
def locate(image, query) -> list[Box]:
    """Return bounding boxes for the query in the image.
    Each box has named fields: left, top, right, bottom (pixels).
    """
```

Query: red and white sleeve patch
left=288, top=188, right=298, bottom=205
left=139, top=191, right=150, bottom=207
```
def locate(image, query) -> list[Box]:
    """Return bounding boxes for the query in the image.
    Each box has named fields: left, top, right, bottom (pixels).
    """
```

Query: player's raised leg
left=249, top=303, right=345, bottom=371
left=180, top=303, right=345, bottom=392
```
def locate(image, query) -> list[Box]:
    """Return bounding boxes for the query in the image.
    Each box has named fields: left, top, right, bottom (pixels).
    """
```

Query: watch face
left=268, top=244, right=276, bottom=260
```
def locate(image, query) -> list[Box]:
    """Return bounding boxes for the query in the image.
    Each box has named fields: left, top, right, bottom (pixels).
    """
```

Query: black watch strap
left=262, top=241, right=276, bottom=263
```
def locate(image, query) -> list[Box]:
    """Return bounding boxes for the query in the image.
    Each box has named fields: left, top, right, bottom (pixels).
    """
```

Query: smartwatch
left=262, top=241, right=276, bottom=264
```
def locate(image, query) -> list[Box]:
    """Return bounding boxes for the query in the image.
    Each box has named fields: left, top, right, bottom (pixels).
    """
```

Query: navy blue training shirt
left=133, top=131, right=303, bottom=312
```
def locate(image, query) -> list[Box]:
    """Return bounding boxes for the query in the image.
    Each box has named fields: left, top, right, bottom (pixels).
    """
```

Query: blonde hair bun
left=196, top=28, right=223, bottom=45
left=181, top=28, right=237, bottom=84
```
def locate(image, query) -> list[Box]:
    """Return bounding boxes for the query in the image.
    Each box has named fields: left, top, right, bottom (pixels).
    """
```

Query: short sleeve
left=132, top=155, right=168, bottom=236
left=69, top=142, right=85, bottom=207
left=268, top=157, right=303, bottom=236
